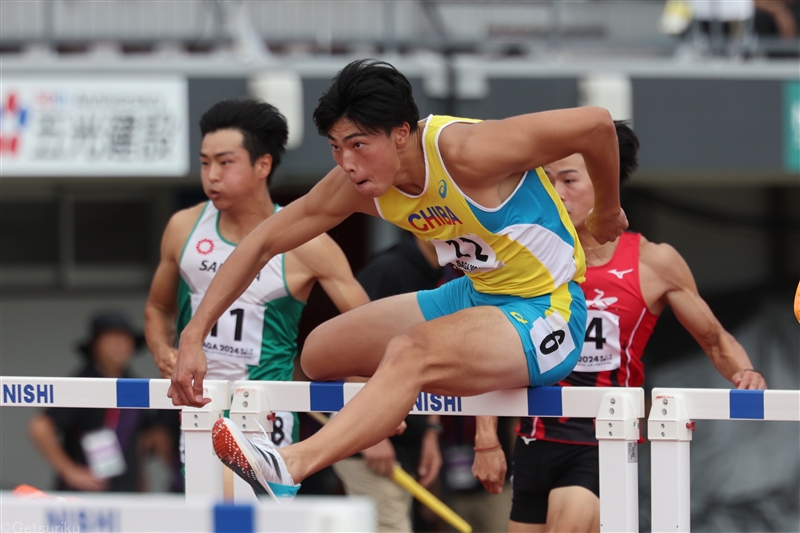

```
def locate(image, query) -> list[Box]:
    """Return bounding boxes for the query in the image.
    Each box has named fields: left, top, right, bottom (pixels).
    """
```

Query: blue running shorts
left=416, top=276, right=586, bottom=387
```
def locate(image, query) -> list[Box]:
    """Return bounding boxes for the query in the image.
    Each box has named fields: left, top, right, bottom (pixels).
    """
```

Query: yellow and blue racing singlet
left=375, top=115, right=585, bottom=299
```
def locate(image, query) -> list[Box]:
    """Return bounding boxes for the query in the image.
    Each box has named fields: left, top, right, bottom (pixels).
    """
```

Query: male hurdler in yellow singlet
left=171, top=59, right=627, bottom=501
left=377, top=115, right=586, bottom=386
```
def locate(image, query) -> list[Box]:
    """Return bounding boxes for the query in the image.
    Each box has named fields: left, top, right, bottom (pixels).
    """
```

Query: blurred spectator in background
left=755, top=0, right=800, bottom=37
left=28, top=311, right=177, bottom=492
left=332, top=233, right=444, bottom=532
left=439, top=416, right=515, bottom=533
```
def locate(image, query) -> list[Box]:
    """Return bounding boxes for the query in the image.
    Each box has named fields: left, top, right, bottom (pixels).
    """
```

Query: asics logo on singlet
left=407, top=206, right=462, bottom=232
left=438, top=180, right=447, bottom=198
left=608, top=268, right=633, bottom=279
left=510, top=311, right=529, bottom=324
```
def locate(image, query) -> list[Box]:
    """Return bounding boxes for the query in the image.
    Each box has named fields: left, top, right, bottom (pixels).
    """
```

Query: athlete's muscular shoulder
left=436, top=107, right=615, bottom=190
left=437, top=122, right=507, bottom=186
left=161, top=202, right=206, bottom=263
left=639, top=237, right=696, bottom=313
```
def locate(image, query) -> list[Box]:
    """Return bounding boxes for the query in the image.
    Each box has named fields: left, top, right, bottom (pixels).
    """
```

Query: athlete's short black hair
left=199, top=99, right=288, bottom=185
left=614, top=121, right=639, bottom=185
left=313, top=59, right=420, bottom=137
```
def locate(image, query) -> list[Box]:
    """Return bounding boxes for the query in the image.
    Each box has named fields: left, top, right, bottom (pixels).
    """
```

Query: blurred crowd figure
left=755, top=0, right=800, bottom=38
left=28, top=311, right=181, bottom=493
left=660, top=0, right=799, bottom=57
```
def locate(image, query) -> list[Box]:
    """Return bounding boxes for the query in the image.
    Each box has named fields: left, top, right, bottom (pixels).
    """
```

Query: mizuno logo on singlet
left=608, top=268, right=633, bottom=279
left=407, top=206, right=462, bottom=232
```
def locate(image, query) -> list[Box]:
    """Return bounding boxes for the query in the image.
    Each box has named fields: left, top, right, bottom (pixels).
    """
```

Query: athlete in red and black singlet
left=517, top=232, right=659, bottom=444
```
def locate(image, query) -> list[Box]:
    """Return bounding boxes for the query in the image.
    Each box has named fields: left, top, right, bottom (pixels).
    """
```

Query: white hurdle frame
left=228, top=380, right=645, bottom=532
left=7, top=376, right=800, bottom=532
left=0, top=492, right=375, bottom=532
left=0, top=376, right=230, bottom=502
left=648, top=388, right=800, bottom=532
left=2, top=376, right=644, bottom=532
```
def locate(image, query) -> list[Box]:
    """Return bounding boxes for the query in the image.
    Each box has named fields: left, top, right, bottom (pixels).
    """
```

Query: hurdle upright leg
left=648, top=392, right=692, bottom=532
left=182, top=380, right=230, bottom=502
left=595, top=391, right=640, bottom=532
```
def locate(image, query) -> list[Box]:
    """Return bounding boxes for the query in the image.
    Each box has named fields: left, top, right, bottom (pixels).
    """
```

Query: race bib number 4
left=190, top=294, right=265, bottom=366
left=431, top=234, right=503, bottom=273
left=574, top=309, right=621, bottom=372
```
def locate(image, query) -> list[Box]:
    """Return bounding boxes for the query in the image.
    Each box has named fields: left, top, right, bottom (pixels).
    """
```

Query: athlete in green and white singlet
left=177, top=201, right=302, bottom=383
left=146, top=100, right=368, bottom=452
left=176, top=202, right=302, bottom=444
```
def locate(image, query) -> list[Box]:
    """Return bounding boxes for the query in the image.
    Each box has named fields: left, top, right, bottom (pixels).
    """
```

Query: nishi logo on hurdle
left=2, top=376, right=798, bottom=532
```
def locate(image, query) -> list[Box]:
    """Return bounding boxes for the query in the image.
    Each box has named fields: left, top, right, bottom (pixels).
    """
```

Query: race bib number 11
left=190, top=294, right=265, bottom=366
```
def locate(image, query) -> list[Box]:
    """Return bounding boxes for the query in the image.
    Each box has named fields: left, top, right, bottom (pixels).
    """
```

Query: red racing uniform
left=518, top=232, right=659, bottom=444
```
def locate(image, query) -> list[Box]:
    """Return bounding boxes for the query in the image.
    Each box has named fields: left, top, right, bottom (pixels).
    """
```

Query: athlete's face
left=200, top=129, right=271, bottom=209
left=327, top=118, right=406, bottom=198
left=544, top=153, right=595, bottom=231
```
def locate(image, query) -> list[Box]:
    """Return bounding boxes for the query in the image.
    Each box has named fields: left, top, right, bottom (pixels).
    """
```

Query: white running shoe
left=211, top=418, right=299, bottom=502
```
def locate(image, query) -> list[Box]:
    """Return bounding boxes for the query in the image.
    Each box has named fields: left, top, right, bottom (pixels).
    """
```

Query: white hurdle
left=2, top=376, right=644, bottom=532
left=0, top=376, right=230, bottom=502
left=0, top=492, right=375, bottom=532
left=229, top=380, right=645, bottom=532
left=648, top=388, right=800, bottom=532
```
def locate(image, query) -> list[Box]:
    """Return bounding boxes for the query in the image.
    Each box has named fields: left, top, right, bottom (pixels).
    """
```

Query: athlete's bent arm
left=418, top=415, right=443, bottom=487
left=145, top=208, right=199, bottom=378
left=171, top=172, right=366, bottom=406
left=472, top=415, right=506, bottom=494
left=294, top=233, right=370, bottom=313
left=650, top=244, right=767, bottom=390
left=442, top=106, right=626, bottom=244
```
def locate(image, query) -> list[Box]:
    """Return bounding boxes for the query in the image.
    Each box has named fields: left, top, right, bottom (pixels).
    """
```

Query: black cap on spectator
left=78, top=311, right=145, bottom=359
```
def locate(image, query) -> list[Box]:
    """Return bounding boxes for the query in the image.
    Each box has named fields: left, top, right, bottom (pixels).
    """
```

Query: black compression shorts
left=510, top=437, right=599, bottom=524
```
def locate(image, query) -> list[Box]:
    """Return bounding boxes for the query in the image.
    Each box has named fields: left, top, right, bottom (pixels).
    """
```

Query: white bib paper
left=81, top=429, right=126, bottom=479
left=191, top=294, right=265, bottom=366
left=574, top=309, right=622, bottom=372
left=431, top=233, right=503, bottom=273
left=530, top=311, right=576, bottom=373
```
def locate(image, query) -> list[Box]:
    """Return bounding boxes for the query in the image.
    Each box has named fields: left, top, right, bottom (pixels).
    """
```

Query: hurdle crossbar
left=651, top=387, right=800, bottom=421
left=0, top=375, right=646, bottom=420
left=229, top=380, right=646, bottom=417
left=648, top=388, right=800, bottom=532
left=0, top=492, right=375, bottom=532
left=0, top=376, right=209, bottom=410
